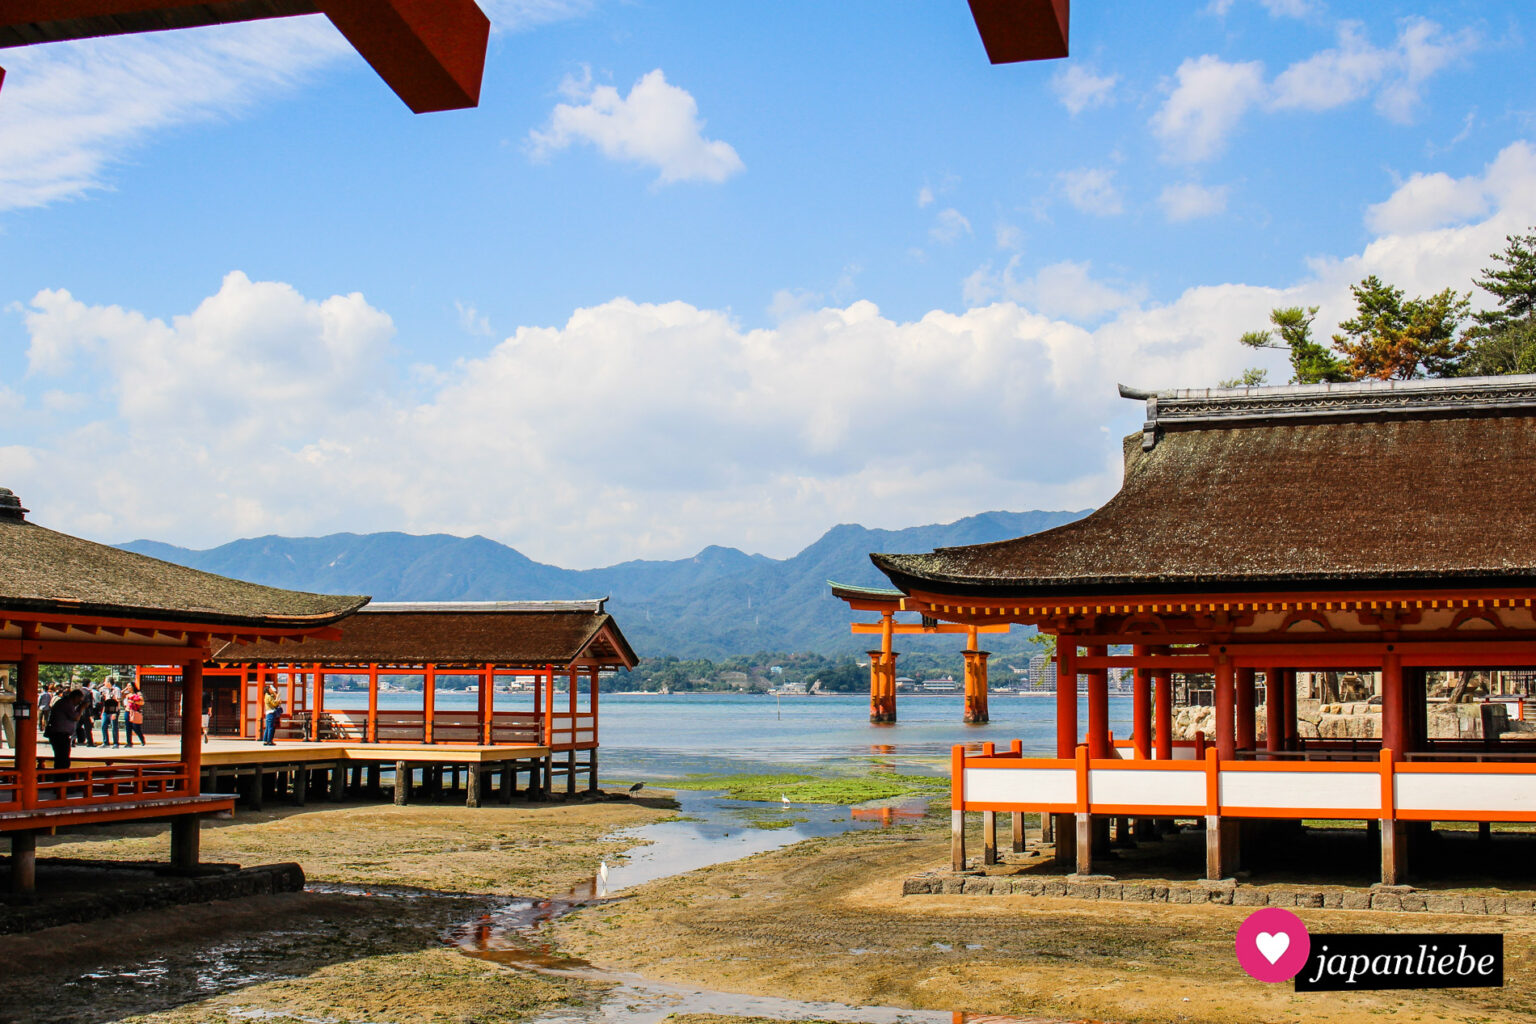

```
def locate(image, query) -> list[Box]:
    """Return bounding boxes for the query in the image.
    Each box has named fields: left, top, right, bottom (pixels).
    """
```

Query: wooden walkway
left=73, top=736, right=592, bottom=809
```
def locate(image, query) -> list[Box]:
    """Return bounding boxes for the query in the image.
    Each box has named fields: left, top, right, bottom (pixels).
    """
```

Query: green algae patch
left=663, top=771, right=945, bottom=805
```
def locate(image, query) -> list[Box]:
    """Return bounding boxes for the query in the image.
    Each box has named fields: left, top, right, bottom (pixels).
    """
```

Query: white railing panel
left=964, top=767, right=1074, bottom=805
left=1091, top=768, right=1204, bottom=806
left=1397, top=773, right=1536, bottom=814
left=1220, top=769, right=1379, bottom=811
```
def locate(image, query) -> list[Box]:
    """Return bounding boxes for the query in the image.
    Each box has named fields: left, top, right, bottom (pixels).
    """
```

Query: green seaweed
left=661, top=770, right=946, bottom=805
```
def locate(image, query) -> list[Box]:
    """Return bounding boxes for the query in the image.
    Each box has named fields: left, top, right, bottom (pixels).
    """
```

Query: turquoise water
left=326, top=690, right=1135, bottom=779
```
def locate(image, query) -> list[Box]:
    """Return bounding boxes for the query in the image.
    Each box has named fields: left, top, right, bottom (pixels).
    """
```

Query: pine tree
left=1462, top=232, right=1536, bottom=376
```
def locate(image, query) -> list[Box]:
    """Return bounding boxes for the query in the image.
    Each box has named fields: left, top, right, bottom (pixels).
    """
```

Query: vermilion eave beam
left=968, top=0, right=1070, bottom=63
left=0, top=0, right=490, bottom=113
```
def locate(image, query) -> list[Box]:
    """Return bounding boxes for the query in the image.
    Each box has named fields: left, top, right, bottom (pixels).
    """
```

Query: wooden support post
left=1205, top=816, right=1223, bottom=880
left=293, top=769, right=308, bottom=806
left=366, top=764, right=380, bottom=794
left=589, top=665, right=600, bottom=750
left=540, top=755, right=551, bottom=799
left=1040, top=811, right=1055, bottom=843
left=248, top=771, right=264, bottom=811
left=1235, top=667, right=1256, bottom=751
left=394, top=760, right=409, bottom=805
left=1075, top=813, right=1093, bottom=875
left=9, top=832, right=35, bottom=894
left=501, top=763, right=515, bottom=803
left=367, top=664, right=379, bottom=743
left=567, top=749, right=577, bottom=795
left=542, top=667, right=554, bottom=747
left=466, top=765, right=482, bottom=808
left=982, top=810, right=998, bottom=865
left=329, top=765, right=345, bottom=802
left=170, top=815, right=200, bottom=871
left=1382, top=821, right=1407, bottom=886
left=1132, top=644, right=1152, bottom=759
left=1011, top=811, right=1025, bottom=853
left=588, top=749, right=600, bottom=793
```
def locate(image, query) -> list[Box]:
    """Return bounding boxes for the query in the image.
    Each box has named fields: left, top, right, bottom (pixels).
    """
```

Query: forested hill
left=120, top=509, right=1089, bottom=658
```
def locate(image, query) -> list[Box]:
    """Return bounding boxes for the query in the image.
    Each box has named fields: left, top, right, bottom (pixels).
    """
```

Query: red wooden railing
left=266, top=708, right=598, bottom=749
left=0, top=761, right=189, bottom=813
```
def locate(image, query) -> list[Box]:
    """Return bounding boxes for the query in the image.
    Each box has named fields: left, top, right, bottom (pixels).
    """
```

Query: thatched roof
left=873, top=376, right=1536, bottom=597
left=0, top=490, right=366, bottom=629
left=214, top=600, right=638, bottom=668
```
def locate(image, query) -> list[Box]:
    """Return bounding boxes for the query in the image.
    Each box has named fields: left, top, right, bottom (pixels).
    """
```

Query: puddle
left=587, top=789, right=929, bottom=895
left=439, top=790, right=1092, bottom=1024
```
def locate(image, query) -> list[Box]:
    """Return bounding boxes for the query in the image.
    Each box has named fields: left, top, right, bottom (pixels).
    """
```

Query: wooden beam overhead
left=0, top=0, right=489, bottom=112
left=967, top=0, right=1069, bottom=64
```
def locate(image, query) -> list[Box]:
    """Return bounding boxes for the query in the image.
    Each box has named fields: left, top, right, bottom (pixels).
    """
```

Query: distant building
left=1028, top=653, right=1057, bottom=692
left=921, top=676, right=959, bottom=693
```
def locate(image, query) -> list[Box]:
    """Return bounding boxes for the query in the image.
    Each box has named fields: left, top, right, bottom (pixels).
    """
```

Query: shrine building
left=0, top=487, right=365, bottom=891
left=859, top=375, right=1536, bottom=886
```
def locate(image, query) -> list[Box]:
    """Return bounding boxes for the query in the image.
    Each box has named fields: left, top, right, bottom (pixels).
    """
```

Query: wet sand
left=551, top=816, right=1536, bottom=1024
left=2, top=797, right=668, bottom=1024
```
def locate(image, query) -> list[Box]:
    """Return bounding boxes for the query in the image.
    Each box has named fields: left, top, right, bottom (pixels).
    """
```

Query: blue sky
left=3, top=0, right=1534, bottom=566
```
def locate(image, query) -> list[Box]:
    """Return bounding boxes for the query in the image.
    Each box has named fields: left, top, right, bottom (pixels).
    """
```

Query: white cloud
left=917, top=185, right=935, bottom=208
left=1207, top=0, right=1314, bottom=16
left=1364, top=140, right=1535, bottom=236
left=1151, top=56, right=1267, bottom=163
left=995, top=222, right=1022, bottom=251
left=1058, top=167, right=1123, bottom=216
left=526, top=68, right=744, bottom=184
left=0, top=20, right=349, bottom=212
left=1159, top=181, right=1230, bottom=222
left=1051, top=65, right=1118, bottom=115
left=962, top=258, right=1145, bottom=322
left=929, top=208, right=973, bottom=244
left=13, top=142, right=1536, bottom=565
left=0, top=3, right=598, bottom=213
left=1269, top=18, right=1479, bottom=123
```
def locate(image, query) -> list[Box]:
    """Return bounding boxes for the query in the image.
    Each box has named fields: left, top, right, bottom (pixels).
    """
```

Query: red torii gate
left=832, top=583, right=1011, bottom=724
left=0, top=0, right=1074, bottom=108
left=0, top=0, right=492, bottom=112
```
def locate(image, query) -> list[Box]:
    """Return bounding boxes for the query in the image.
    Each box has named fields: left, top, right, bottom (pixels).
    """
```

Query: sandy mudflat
left=551, top=817, right=1536, bottom=1024
left=3, top=797, right=668, bottom=1024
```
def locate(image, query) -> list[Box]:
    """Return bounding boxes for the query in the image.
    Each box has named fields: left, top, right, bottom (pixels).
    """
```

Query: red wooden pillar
left=181, top=643, right=206, bottom=795
left=16, top=634, right=38, bottom=810
left=367, top=663, right=379, bottom=743
left=1381, top=652, right=1404, bottom=759
left=478, top=662, right=492, bottom=744
left=1055, top=639, right=1078, bottom=757
left=542, top=665, right=554, bottom=746
left=310, top=663, right=324, bottom=741
left=1214, top=657, right=1235, bottom=760
left=1153, top=646, right=1173, bottom=761
left=285, top=667, right=296, bottom=730
left=1132, top=644, right=1152, bottom=759
left=1265, top=664, right=1284, bottom=753
left=424, top=664, right=437, bottom=744
left=1235, top=667, right=1256, bottom=751
left=1282, top=669, right=1298, bottom=750
left=1085, top=644, right=1109, bottom=758
left=589, top=666, right=600, bottom=744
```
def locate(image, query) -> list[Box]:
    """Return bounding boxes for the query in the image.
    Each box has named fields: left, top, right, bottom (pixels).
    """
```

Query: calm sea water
left=327, top=690, right=1136, bottom=779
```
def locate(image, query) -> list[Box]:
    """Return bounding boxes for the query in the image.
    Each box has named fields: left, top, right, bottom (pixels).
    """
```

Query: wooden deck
left=71, top=735, right=592, bottom=808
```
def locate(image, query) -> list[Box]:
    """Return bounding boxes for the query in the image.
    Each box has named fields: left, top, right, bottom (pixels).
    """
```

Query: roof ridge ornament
left=1120, top=374, right=1536, bottom=450
left=0, top=487, right=28, bottom=521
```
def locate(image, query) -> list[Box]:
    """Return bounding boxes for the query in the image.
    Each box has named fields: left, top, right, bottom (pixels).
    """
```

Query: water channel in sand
left=430, top=789, right=1083, bottom=1024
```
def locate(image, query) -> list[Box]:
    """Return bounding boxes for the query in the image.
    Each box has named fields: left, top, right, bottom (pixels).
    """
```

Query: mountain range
left=120, top=509, right=1089, bottom=658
